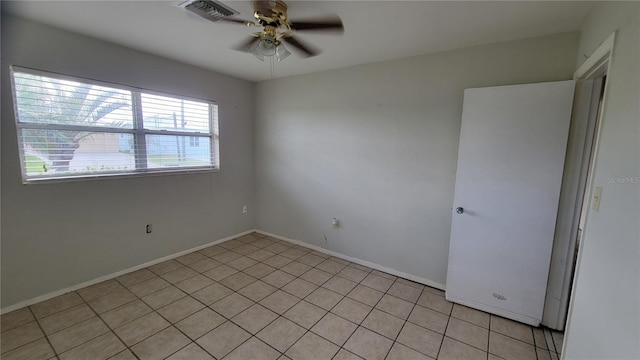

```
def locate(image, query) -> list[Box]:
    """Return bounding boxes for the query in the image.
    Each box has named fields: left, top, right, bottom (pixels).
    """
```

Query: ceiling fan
left=180, top=0, right=344, bottom=61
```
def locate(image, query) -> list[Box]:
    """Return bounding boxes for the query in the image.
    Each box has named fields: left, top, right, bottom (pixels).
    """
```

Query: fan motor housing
left=254, top=0, right=288, bottom=28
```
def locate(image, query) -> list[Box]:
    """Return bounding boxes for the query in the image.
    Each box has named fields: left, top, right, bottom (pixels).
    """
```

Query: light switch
left=592, top=186, right=602, bottom=212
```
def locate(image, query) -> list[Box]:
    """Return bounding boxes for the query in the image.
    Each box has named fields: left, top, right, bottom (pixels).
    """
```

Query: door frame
left=542, top=49, right=613, bottom=329
left=557, top=32, right=616, bottom=354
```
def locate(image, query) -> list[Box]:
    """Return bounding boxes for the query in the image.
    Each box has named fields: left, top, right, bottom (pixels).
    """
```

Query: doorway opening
left=542, top=33, right=615, bottom=356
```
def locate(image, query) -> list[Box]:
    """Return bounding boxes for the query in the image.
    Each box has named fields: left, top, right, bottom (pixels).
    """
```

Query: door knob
left=456, top=207, right=464, bottom=214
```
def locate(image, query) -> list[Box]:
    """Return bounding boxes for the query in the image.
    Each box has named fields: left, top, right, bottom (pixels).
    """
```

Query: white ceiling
left=3, top=1, right=594, bottom=82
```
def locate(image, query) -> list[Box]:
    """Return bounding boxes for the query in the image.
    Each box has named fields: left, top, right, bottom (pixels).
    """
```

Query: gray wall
left=1, top=16, right=255, bottom=307
left=254, top=32, right=580, bottom=287
left=564, top=3, right=640, bottom=359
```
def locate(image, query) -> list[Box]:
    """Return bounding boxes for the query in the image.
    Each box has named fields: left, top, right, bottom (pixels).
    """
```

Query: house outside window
left=11, top=66, right=219, bottom=182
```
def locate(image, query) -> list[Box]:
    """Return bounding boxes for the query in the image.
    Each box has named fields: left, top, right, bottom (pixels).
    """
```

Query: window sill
left=22, top=167, right=219, bottom=185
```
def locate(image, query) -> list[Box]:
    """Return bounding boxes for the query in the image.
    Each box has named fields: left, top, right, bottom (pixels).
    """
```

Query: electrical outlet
left=146, top=224, right=153, bottom=234
left=242, top=205, right=248, bottom=214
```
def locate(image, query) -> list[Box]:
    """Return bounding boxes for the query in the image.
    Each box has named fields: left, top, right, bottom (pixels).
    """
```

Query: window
left=11, top=67, right=219, bottom=182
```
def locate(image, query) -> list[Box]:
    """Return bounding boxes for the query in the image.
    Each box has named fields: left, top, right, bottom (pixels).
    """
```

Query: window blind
left=11, top=67, right=219, bottom=182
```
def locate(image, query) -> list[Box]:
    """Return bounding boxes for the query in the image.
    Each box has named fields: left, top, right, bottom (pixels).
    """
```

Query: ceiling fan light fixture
left=275, top=43, right=291, bottom=62
left=247, top=37, right=266, bottom=61
left=257, top=36, right=277, bottom=56
left=250, top=50, right=265, bottom=61
left=249, top=35, right=290, bottom=62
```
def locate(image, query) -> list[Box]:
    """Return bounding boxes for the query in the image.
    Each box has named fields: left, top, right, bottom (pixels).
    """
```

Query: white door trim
left=543, top=78, right=599, bottom=330
left=574, top=33, right=615, bottom=80
left=562, top=31, right=616, bottom=357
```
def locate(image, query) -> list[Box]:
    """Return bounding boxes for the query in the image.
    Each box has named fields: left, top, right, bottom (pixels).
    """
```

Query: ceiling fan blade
left=282, top=35, right=319, bottom=58
left=289, top=17, right=343, bottom=32
left=233, top=36, right=260, bottom=52
left=219, top=17, right=254, bottom=26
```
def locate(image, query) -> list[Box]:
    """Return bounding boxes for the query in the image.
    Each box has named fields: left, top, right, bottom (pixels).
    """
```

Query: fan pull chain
left=269, top=55, right=275, bottom=80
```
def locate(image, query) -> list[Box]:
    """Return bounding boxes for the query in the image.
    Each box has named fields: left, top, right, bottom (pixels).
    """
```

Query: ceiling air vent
left=178, top=0, right=239, bottom=22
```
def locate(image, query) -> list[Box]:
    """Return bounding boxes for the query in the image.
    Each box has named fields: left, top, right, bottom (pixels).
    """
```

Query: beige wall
left=563, top=3, right=640, bottom=359
left=254, top=32, right=580, bottom=287
left=1, top=15, right=255, bottom=307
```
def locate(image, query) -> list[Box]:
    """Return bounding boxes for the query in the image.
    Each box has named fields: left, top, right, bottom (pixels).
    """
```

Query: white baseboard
left=1, top=229, right=255, bottom=314
left=3, top=228, right=446, bottom=314
left=255, top=229, right=446, bottom=291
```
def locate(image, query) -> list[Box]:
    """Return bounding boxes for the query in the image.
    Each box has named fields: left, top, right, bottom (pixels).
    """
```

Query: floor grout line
left=27, top=306, right=58, bottom=358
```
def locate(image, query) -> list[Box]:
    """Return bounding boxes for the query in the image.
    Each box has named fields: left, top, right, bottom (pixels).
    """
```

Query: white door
left=446, top=81, right=575, bottom=326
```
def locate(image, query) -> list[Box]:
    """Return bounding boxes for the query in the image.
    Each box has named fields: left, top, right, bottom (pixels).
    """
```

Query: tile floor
left=0, top=232, right=565, bottom=360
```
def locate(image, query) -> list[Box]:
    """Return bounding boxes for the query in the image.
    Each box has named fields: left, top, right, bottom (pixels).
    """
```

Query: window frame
left=10, top=66, right=220, bottom=184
